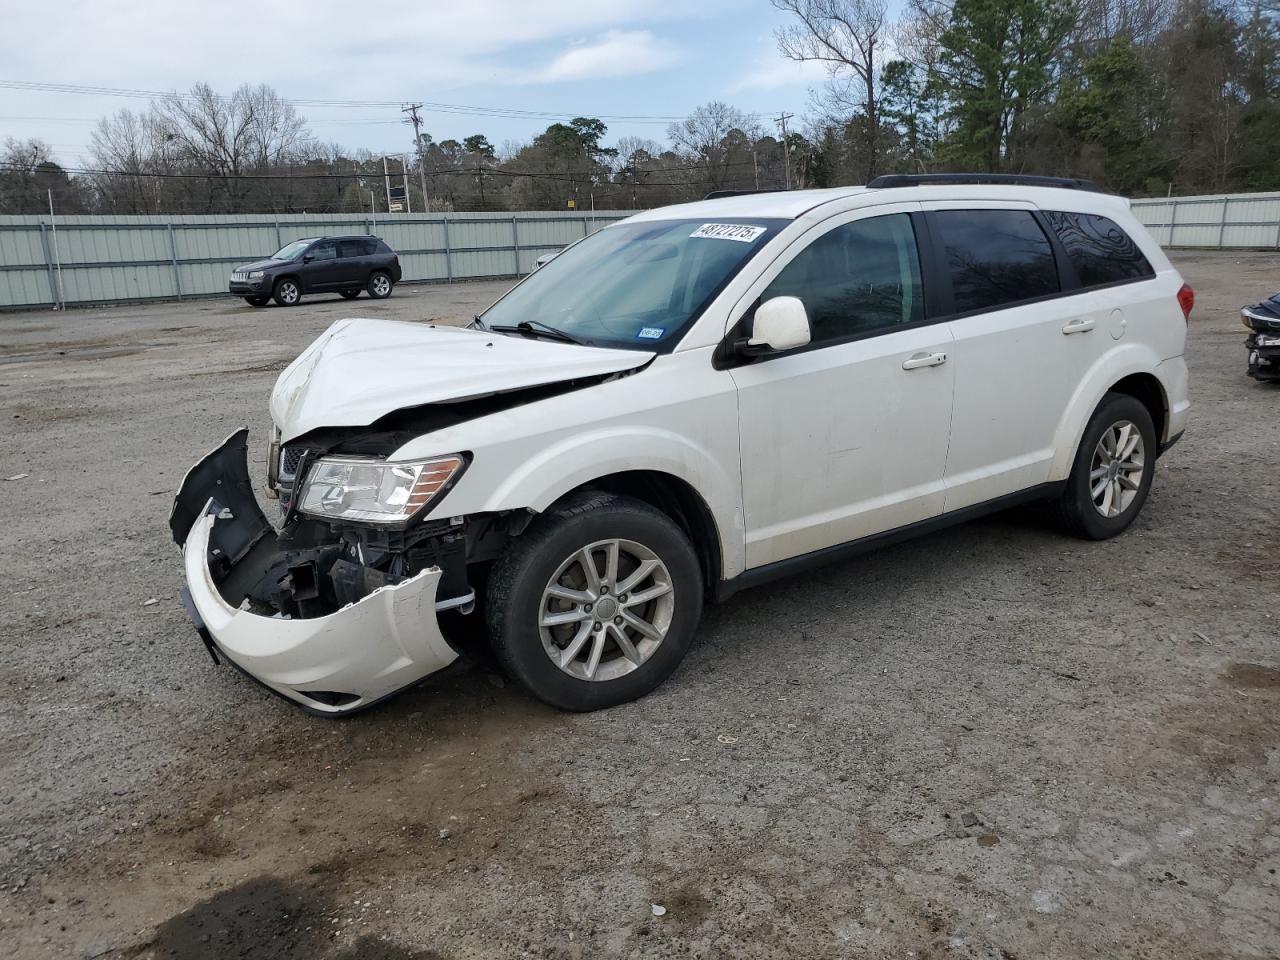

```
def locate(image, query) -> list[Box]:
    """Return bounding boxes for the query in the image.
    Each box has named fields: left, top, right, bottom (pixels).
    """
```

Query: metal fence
left=1130, top=191, right=1280, bottom=250
left=0, top=210, right=632, bottom=310
left=3, top=191, right=1279, bottom=310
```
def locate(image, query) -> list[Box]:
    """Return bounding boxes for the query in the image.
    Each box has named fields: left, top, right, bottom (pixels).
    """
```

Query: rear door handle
left=1062, top=318, right=1096, bottom=335
left=902, top=352, right=947, bottom=370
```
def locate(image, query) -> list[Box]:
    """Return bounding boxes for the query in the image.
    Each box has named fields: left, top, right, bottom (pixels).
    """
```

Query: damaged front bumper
left=1246, top=333, right=1280, bottom=383
left=171, top=429, right=461, bottom=715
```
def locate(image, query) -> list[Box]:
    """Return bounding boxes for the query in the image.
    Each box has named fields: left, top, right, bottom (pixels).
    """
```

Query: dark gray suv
left=229, top=235, right=402, bottom=307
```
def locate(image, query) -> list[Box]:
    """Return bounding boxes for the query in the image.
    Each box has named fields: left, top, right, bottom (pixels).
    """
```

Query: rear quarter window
left=1044, top=211, right=1154, bottom=288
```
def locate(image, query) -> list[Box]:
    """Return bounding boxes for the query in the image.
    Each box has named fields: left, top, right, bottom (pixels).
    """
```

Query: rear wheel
left=340, top=290, right=360, bottom=300
left=1052, top=392, right=1157, bottom=540
left=486, top=492, right=703, bottom=711
left=272, top=278, right=301, bottom=307
left=244, top=296, right=269, bottom=307
left=367, top=271, right=393, bottom=299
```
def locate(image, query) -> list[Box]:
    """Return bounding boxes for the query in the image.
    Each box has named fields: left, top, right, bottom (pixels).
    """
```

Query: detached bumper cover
left=174, top=430, right=459, bottom=715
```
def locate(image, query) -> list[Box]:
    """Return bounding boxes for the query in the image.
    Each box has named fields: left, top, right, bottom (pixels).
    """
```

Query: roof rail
left=702, top=188, right=787, bottom=200
left=866, top=173, right=1109, bottom=193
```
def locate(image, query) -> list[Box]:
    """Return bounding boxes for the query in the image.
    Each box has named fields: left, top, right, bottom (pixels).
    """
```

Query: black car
left=1242, top=292, right=1280, bottom=382
left=228, top=236, right=402, bottom=307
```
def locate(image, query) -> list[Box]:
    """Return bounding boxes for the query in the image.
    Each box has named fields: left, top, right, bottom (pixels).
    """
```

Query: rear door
left=335, top=238, right=372, bottom=288
left=922, top=204, right=1101, bottom=511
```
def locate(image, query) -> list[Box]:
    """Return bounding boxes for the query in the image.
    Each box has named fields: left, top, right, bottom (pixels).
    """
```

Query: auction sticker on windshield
left=690, top=223, right=767, bottom=242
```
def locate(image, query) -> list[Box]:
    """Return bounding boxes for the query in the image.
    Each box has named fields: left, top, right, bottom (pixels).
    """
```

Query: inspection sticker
left=637, top=327, right=665, bottom=340
left=690, top=223, right=767, bottom=242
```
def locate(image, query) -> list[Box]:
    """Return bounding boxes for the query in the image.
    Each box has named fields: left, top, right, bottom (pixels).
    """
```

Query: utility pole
left=402, top=155, right=412, bottom=213
left=775, top=112, right=794, bottom=190
left=382, top=156, right=392, bottom=212
left=402, top=103, right=431, bottom=212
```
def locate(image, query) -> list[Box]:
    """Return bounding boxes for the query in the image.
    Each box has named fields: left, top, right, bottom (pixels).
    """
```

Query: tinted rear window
left=1044, top=211, right=1154, bottom=287
left=340, top=238, right=376, bottom=257
left=932, top=210, right=1060, bottom=314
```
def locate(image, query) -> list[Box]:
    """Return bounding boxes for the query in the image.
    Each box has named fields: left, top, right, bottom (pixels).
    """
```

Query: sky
left=0, top=0, right=833, bottom=167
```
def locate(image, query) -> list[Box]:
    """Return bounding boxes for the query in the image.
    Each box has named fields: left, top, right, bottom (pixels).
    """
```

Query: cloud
left=533, top=30, right=682, bottom=83
left=726, top=51, right=829, bottom=95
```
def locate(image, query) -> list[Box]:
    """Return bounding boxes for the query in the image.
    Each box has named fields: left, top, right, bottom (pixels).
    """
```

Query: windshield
left=480, top=218, right=787, bottom=350
left=272, top=239, right=315, bottom=262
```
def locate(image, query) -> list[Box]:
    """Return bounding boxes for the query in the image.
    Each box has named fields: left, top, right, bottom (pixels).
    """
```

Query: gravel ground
left=1, top=256, right=1278, bottom=960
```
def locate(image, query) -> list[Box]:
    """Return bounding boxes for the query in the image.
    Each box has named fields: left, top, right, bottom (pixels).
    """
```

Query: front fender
left=1048, top=343, right=1171, bottom=481
left=464, top=427, right=745, bottom=580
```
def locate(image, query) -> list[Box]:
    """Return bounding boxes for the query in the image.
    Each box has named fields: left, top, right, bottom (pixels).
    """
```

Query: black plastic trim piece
left=1159, top=429, right=1185, bottom=456
left=712, top=482, right=1065, bottom=603
left=868, top=173, right=1109, bottom=193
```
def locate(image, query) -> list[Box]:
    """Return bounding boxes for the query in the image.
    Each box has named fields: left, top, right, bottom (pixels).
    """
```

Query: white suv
left=172, top=174, right=1191, bottom=715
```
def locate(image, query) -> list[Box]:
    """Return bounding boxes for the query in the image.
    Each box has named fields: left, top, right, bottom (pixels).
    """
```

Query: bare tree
left=667, top=101, right=761, bottom=191
left=152, top=83, right=309, bottom=209
left=774, top=0, right=891, bottom=180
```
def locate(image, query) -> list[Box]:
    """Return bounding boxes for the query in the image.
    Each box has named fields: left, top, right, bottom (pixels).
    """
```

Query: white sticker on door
left=690, top=223, right=767, bottom=243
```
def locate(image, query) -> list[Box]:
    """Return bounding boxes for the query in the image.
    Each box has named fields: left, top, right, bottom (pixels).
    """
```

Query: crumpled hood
left=270, top=318, right=653, bottom=442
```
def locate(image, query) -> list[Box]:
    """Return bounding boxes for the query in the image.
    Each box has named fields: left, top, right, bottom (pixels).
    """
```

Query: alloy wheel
left=1090, top=419, right=1145, bottom=518
left=279, top=281, right=299, bottom=304
left=372, top=275, right=391, bottom=296
left=538, top=539, right=675, bottom=682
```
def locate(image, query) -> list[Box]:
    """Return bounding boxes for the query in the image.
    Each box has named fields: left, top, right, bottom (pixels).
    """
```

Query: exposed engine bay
left=170, top=430, right=476, bottom=625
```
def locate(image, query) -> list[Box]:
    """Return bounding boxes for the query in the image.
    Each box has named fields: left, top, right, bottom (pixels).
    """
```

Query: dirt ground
left=1, top=256, right=1278, bottom=960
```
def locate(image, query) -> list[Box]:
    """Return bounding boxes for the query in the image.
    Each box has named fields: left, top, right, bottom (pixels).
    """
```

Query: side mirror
left=745, top=296, right=811, bottom=354
left=302, top=254, right=314, bottom=263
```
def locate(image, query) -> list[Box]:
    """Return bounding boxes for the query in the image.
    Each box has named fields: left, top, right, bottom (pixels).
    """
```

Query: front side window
left=479, top=218, right=786, bottom=350
left=933, top=210, right=1059, bottom=314
left=1044, top=211, right=1154, bottom=288
left=761, top=213, right=924, bottom=344
left=309, top=241, right=337, bottom=262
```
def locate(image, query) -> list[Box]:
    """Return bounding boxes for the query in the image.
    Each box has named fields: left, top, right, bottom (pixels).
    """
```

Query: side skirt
left=712, top=481, right=1066, bottom=603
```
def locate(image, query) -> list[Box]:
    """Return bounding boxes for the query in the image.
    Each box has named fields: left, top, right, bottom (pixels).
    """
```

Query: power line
left=0, top=155, right=786, bottom=188
left=0, top=79, right=775, bottom=126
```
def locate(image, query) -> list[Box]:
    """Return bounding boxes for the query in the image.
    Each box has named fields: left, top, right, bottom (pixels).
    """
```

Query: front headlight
left=249, top=271, right=264, bottom=280
left=297, top=454, right=465, bottom=524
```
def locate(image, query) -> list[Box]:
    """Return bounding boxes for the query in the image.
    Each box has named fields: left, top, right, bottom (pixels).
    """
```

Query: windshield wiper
left=488, top=319, right=587, bottom=346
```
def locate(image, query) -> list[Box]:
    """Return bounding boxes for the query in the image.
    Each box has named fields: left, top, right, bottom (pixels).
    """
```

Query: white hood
left=271, top=318, right=653, bottom=442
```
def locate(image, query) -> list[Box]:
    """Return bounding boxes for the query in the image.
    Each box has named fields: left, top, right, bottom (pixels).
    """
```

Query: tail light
left=1177, top=283, right=1194, bottom=321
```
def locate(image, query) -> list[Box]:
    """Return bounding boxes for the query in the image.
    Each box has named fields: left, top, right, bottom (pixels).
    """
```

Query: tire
left=339, top=290, right=361, bottom=300
left=1051, top=392, right=1157, bottom=540
left=366, top=271, right=393, bottom=299
left=244, top=296, right=269, bottom=307
left=486, top=492, right=703, bottom=711
left=272, top=278, right=301, bottom=307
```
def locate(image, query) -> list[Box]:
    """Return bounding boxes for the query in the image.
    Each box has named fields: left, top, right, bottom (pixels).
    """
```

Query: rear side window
left=1044, top=211, right=1154, bottom=287
left=932, top=210, right=1059, bottom=314
left=340, top=238, right=375, bottom=258
left=762, top=213, right=924, bottom=344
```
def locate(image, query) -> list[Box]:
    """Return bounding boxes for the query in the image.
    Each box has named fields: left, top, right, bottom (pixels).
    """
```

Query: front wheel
left=485, top=492, right=703, bottom=711
left=366, top=271, right=393, bottom=299
left=272, top=278, right=301, bottom=307
left=1052, top=392, right=1157, bottom=540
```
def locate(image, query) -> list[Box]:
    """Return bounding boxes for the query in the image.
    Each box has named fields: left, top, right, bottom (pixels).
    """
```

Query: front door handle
left=1062, top=318, right=1096, bottom=335
left=902, top=352, right=947, bottom=370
